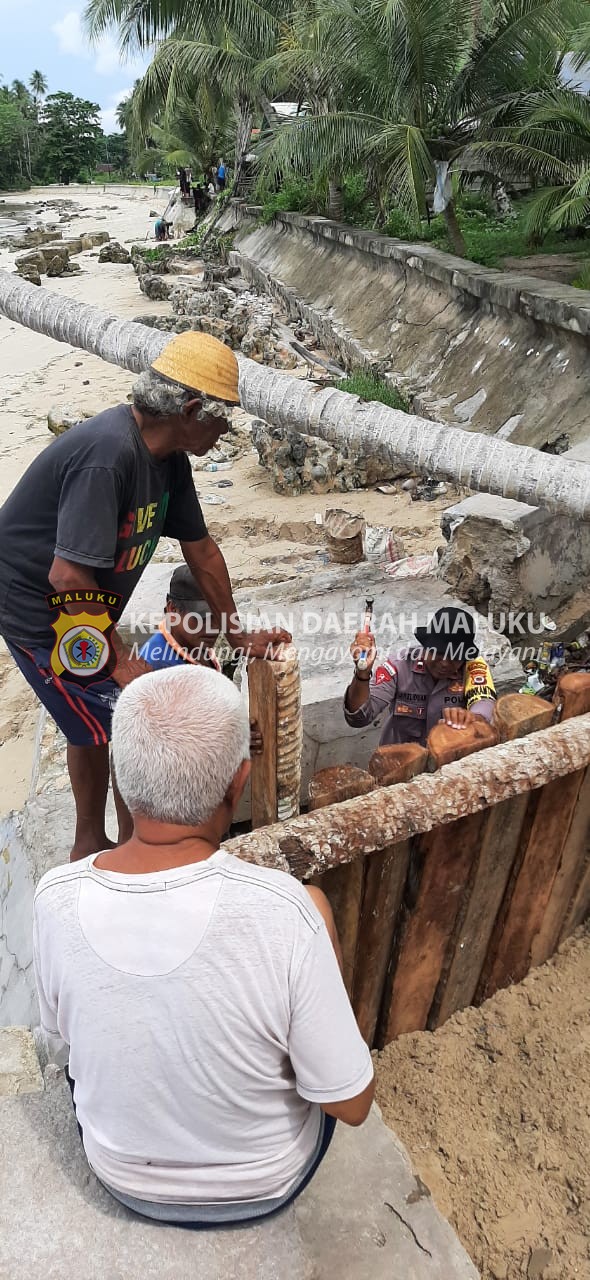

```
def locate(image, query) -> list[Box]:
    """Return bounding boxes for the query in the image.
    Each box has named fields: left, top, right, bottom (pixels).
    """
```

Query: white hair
left=112, top=666, right=250, bottom=826
left=132, top=369, right=195, bottom=417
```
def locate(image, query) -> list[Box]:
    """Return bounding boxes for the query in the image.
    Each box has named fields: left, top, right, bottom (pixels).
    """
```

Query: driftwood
left=556, top=671, right=590, bottom=721
left=224, top=714, right=590, bottom=878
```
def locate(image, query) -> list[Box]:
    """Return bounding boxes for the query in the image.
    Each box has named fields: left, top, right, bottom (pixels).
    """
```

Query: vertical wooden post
left=352, top=744, right=428, bottom=1044
left=532, top=764, right=590, bottom=964
left=427, top=717, right=498, bottom=768
left=248, top=659, right=278, bottom=829
left=555, top=671, right=590, bottom=721
left=479, top=767, right=586, bottom=997
left=309, top=766, right=375, bottom=994
left=248, top=648, right=302, bottom=830
left=493, top=692, right=554, bottom=741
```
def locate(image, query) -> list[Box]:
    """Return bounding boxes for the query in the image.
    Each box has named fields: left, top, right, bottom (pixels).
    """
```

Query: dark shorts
left=5, top=640, right=119, bottom=747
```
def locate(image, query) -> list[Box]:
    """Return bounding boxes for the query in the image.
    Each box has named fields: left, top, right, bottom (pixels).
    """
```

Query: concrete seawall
left=224, top=204, right=590, bottom=450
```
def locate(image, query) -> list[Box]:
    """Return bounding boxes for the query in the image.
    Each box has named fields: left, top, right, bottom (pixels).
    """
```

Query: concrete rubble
left=0, top=1029, right=479, bottom=1279
left=438, top=493, right=590, bottom=641
left=252, top=417, right=403, bottom=494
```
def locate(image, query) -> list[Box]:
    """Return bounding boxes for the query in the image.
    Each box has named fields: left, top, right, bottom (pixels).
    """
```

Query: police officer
left=344, top=605, right=496, bottom=747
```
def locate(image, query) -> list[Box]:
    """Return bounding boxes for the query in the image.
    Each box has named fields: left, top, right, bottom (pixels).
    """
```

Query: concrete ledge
left=0, top=1075, right=479, bottom=1279
left=265, top=209, right=590, bottom=338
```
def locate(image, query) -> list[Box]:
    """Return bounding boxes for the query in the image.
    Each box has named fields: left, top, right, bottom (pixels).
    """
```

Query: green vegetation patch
left=335, top=371, right=408, bottom=412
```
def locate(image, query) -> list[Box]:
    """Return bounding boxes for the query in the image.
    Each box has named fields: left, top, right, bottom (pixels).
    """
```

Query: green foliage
left=334, top=371, right=408, bottom=412
left=572, top=261, right=590, bottom=290
left=38, top=92, right=103, bottom=183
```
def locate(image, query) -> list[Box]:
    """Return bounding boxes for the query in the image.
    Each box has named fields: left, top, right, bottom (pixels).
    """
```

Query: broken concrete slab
left=438, top=493, right=590, bottom=641
left=0, top=1077, right=479, bottom=1280
left=0, top=1027, right=43, bottom=1096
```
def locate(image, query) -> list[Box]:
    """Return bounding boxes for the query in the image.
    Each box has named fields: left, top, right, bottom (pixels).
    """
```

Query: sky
left=0, top=0, right=148, bottom=132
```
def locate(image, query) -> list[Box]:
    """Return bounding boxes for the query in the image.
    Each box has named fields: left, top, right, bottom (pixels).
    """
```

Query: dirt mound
left=375, top=927, right=590, bottom=1280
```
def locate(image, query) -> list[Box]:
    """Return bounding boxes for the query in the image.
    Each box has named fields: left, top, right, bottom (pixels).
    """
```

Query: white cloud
left=52, top=7, right=133, bottom=77
left=100, top=86, right=132, bottom=134
left=52, top=10, right=86, bottom=58
left=95, top=36, right=124, bottom=76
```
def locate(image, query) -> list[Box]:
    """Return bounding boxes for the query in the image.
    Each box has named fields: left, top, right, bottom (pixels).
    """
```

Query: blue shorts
left=6, top=641, right=119, bottom=747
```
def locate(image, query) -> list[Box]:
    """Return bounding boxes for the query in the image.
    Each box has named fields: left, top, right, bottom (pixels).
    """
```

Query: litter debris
left=364, top=525, right=404, bottom=564
left=385, top=553, right=438, bottom=579
left=376, top=483, right=397, bottom=495
left=217, top=479, right=233, bottom=488
left=201, top=494, right=226, bottom=505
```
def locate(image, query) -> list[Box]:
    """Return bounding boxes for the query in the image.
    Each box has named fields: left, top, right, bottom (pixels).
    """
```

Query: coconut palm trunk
left=0, top=270, right=589, bottom=520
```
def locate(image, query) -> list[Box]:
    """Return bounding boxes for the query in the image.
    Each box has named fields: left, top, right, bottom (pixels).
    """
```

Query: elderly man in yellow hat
left=0, top=332, right=290, bottom=861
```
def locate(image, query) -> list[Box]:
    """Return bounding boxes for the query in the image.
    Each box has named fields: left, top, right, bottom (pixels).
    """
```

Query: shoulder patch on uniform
left=375, top=662, right=397, bottom=685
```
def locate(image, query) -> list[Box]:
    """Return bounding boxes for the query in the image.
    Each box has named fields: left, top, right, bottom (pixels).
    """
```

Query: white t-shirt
left=33, top=850, right=373, bottom=1204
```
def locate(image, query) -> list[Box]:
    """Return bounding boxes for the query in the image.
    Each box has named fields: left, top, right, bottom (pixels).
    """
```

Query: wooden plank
left=481, top=768, right=585, bottom=995
left=309, top=765, right=376, bottom=995
left=316, top=859, right=365, bottom=994
left=433, top=792, right=530, bottom=1025
left=532, top=765, right=590, bottom=964
left=248, top=659, right=278, bottom=829
left=353, top=750, right=428, bottom=1045
left=555, top=671, right=590, bottom=721
left=494, top=692, right=554, bottom=741
left=382, top=808, right=488, bottom=1042
left=560, top=850, right=590, bottom=939
left=427, top=717, right=498, bottom=768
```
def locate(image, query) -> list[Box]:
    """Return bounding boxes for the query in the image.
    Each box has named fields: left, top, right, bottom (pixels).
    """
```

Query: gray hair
left=112, top=666, right=250, bottom=826
left=132, top=369, right=195, bottom=417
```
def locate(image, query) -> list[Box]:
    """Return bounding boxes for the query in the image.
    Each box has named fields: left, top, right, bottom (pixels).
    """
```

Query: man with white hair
left=33, top=666, right=374, bottom=1226
left=0, top=332, right=289, bottom=860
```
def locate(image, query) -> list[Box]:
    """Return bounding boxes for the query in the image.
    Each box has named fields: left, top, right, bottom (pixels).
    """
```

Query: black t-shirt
left=0, top=405, right=207, bottom=646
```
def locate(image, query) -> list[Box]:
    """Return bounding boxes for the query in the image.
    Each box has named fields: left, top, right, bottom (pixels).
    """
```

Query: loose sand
left=0, top=183, right=452, bottom=807
left=375, top=927, right=590, bottom=1280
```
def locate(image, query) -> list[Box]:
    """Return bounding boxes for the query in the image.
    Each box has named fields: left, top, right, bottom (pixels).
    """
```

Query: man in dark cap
left=344, top=605, right=496, bottom=747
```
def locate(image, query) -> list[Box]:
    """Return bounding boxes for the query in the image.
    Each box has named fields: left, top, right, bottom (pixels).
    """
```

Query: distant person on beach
left=33, top=665, right=374, bottom=1225
left=192, top=184, right=207, bottom=215
left=0, top=333, right=290, bottom=861
left=154, top=216, right=170, bottom=242
left=217, top=158, right=226, bottom=191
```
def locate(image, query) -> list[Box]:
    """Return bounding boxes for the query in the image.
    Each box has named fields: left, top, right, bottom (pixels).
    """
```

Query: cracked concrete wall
left=438, top=494, right=590, bottom=639
left=223, top=205, right=590, bottom=450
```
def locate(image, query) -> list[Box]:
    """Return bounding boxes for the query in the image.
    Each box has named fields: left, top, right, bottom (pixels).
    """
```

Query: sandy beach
left=0, top=183, right=452, bottom=811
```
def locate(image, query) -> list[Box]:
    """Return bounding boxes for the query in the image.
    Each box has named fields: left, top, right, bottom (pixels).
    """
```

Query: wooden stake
left=556, top=671, right=590, bottom=721
left=248, top=659, right=278, bottom=829
left=434, top=792, right=530, bottom=1024
left=481, top=767, right=586, bottom=995
left=353, top=747, right=428, bottom=1044
left=494, top=692, right=554, bottom=741
left=427, top=716, right=498, bottom=768
left=532, top=764, right=590, bottom=962
left=309, top=765, right=376, bottom=994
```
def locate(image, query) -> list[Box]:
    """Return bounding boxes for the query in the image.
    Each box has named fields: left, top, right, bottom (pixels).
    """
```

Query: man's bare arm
left=181, top=536, right=291, bottom=657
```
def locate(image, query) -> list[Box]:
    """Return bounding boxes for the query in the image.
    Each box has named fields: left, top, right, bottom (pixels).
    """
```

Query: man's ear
left=225, top=759, right=251, bottom=811
left=182, top=397, right=201, bottom=417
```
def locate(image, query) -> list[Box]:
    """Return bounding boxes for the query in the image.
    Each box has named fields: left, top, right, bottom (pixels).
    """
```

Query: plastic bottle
left=204, top=461, right=232, bottom=472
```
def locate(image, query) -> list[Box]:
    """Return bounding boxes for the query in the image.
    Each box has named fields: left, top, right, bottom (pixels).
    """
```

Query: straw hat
left=151, top=331, right=240, bottom=404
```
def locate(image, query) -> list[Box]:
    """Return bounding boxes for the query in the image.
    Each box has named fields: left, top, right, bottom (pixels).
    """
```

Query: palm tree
left=29, top=70, right=48, bottom=110
left=255, top=0, right=583, bottom=254
left=1, top=266, right=588, bottom=519
left=466, top=88, right=590, bottom=241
